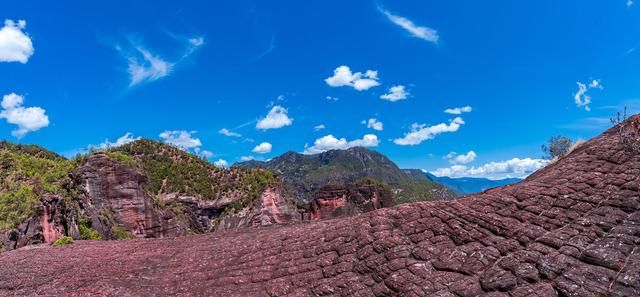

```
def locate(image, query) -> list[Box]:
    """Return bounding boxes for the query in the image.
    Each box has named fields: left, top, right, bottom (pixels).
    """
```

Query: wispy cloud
left=249, top=35, right=276, bottom=63
left=394, top=117, right=465, bottom=146
left=98, top=132, right=140, bottom=149
left=574, top=79, right=602, bottom=111
left=378, top=7, right=439, bottom=44
left=117, top=35, right=204, bottom=87
left=219, top=128, right=242, bottom=138
left=444, top=106, right=472, bottom=115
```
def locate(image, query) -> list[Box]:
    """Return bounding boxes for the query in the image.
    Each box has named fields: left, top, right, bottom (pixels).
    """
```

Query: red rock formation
left=74, top=154, right=187, bottom=238
left=1, top=118, right=639, bottom=296
left=1, top=194, right=69, bottom=250
left=308, top=183, right=394, bottom=220
left=40, top=195, right=65, bottom=244
left=217, top=185, right=302, bottom=230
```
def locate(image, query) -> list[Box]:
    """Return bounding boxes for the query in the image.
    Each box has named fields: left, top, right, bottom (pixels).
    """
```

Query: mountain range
left=403, top=169, right=521, bottom=195
left=234, top=147, right=457, bottom=203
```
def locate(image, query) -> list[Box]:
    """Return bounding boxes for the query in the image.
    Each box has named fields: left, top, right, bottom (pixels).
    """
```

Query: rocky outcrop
left=217, top=186, right=302, bottom=230
left=74, top=154, right=186, bottom=239
left=307, top=183, right=394, bottom=220
left=1, top=117, right=639, bottom=296
left=1, top=194, right=70, bottom=251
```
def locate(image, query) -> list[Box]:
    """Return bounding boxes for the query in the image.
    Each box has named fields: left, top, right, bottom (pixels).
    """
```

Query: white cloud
left=99, top=132, right=140, bottom=149
left=444, top=106, right=472, bottom=114
left=325, top=96, right=339, bottom=101
left=379, top=8, right=439, bottom=44
left=431, top=157, right=548, bottom=180
left=252, top=142, right=272, bottom=154
left=325, top=66, right=381, bottom=91
left=628, top=0, right=634, bottom=7
left=159, top=130, right=202, bottom=150
left=0, top=93, right=49, bottom=138
left=589, top=79, right=603, bottom=89
left=574, top=79, right=602, bottom=111
left=0, top=20, right=33, bottom=63
left=189, top=37, right=204, bottom=47
left=240, top=156, right=255, bottom=161
left=303, top=134, right=380, bottom=154
left=256, top=105, right=293, bottom=130
left=213, top=159, right=228, bottom=168
left=119, top=36, right=204, bottom=87
left=363, top=118, right=383, bottom=131
left=219, top=128, right=241, bottom=138
left=394, top=117, right=465, bottom=146
left=197, top=149, right=214, bottom=159
left=314, top=124, right=326, bottom=131
left=445, top=151, right=477, bottom=164
left=125, top=46, right=173, bottom=86
left=380, top=85, right=409, bottom=102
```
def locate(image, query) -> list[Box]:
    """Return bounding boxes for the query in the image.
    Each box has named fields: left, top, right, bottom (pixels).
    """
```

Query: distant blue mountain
left=403, top=169, right=521, bottom=195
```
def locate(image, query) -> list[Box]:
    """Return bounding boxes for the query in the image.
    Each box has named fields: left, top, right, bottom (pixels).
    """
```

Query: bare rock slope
left=1, top=118, right=639, bottom=296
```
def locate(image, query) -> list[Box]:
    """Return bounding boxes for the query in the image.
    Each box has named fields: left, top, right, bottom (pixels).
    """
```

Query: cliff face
left=1, top=116, right=638, bottom=296
left=74, top=154, right=187, bottom=239
left=217, top=186, right=301, bottom=230
left=307, top=183, right=394, bottom=220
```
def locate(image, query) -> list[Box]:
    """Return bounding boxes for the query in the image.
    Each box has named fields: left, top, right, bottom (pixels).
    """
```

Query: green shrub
left=105, top=152, right=138, bottom=167
left=111, top=225, right=132, bottom=240
left=77, top=214, right=101, bottom=240
left=53, top=236, right=74, bottom=246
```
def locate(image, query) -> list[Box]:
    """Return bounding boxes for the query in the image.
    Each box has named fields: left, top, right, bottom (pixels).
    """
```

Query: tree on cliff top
left=542, top=136, right=574, bottom=160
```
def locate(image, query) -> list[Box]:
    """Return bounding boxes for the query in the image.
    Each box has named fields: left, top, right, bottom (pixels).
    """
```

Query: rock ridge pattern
left=0, top=117, right=639, bottom=296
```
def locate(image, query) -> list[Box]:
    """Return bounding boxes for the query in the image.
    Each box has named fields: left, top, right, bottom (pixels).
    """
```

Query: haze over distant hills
left=403, top=169, right=521, bottom=195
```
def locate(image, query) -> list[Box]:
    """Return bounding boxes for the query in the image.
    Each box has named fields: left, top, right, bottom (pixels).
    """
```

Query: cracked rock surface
left=0, top=119, right=639, bottom=297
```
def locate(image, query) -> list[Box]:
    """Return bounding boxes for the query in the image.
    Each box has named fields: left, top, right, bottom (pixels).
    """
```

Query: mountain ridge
left=403, top=169, right=522, bottom=195
left=234, top=146, right=457, bottom=203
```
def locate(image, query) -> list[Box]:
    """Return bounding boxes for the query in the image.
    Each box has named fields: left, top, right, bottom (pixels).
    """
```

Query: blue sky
left=1, top=0, right=639, bottom=179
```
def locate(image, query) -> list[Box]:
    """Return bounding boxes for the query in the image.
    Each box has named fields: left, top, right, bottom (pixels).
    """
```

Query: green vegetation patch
left=104, top=151, right=138, bottom=167
left=0, top=184, right=39, bottom=230
left=0, top=145, right=76, bottom=231
left=53, top=236, right=74, bottom=246
left=111, top=225, right=132, bottom=240
left=77, top=214, right=101, bottom=240
left=110, top=139, right=282, bottom=211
